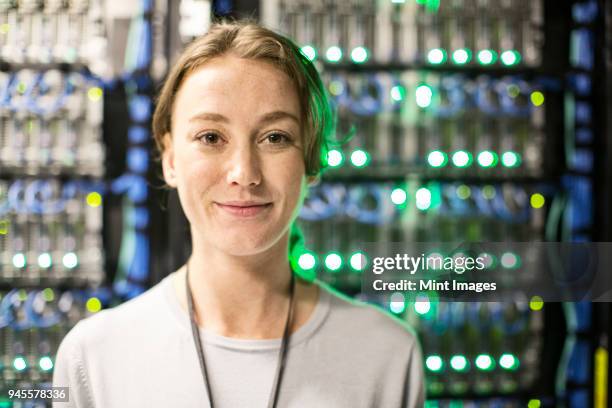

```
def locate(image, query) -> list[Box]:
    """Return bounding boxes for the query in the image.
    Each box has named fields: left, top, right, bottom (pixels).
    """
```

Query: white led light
left=415, top=188, right=432, bottom=210
left=427, top=48, right=445, bottom=64
left=350, top=150, right=368, bottom=167
left=391, top=188, right=407, bottom=205
left=426, top=355, right=443, bottom=372
left=349, top=252, right=367, bottom=271
left=501, top=252, right=518, bottom=268
left=414, top=300, right=431, bottom=315
left=499, top=354, right=516, bottom=369
left=298, top=253, right=316, bottom=270
left=326, top=46, right=342, bottom=62
left=327, top=149, right=343, bottom=167
left=477, top=151, right=495, bottom=167
left=452, top=151, right=471, bottom=167
left=390, top=292, right=405, bottom=313
left=324, top=253, right=342, bottom=271
left=13, top=357, right=27, bottom=371
left=351, top=46, right=368, bottom=63
left=300, top=45, right=317, bottom=61
left=38, top=252, right=52, bottom=269
left=415, top=85, right=433, bottom=108
left=39, top=356, right=54, bottom=371
left=12, top=253, right=26, bottom=268
left=427, top=151, right=446, bottom=167
left=63, top=252, right=78, bottom=269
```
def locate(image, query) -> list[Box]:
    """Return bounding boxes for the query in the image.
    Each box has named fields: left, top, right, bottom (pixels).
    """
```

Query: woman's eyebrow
left=187, top=110, right=299, bottom=125
left=258, top=111, right=300, bottom=126
left=188, top=112, right=230, bottom=123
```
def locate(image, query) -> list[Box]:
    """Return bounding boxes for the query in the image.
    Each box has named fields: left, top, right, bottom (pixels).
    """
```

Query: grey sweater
left=53, top=272, right=425, bottom=407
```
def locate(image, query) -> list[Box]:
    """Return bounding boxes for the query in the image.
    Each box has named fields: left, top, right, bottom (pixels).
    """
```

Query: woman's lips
left=215, top=202, right=272, bottom=217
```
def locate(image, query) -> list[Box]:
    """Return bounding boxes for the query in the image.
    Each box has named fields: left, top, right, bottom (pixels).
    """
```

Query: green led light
left=482, top=185, right=496, bottom=200
left=350, top=149, right=370, bottom=167
left=475, top=354, right=494, bottom=371
left=327, top=149, right=344, bottom=168
left=500, top=50, right=521, bottom=66
left=328, top=80, right=344, bottom=96
left=86, top=297, right=102, bottom=313
left=86, top=192, right=102, bottom=207
left=450, top=355, right=469, bottom=372
left=16, top=82, right=26, bottom=94
left=390, top=188, right=408, bottom=205
left=499, top=353, right=519, bottom=370
left=325, top=46, right=343, bottom=63
left=477, top=150, right=498, bottom=168
left=452, top=48, right=471, bottom=65
left=501, top=151, right=521, bottom=168
left=416, top=187, right=432, bottom=211
left=351, top=46, right=369, bottom=64
left=12, top=253, right=26, bottom=268
left=0, top=218, right=8, bottom=235
left=298, top=252, right=317, bottom=271
left=531, top=193, right=545, bottom=209
left=42, top=288, right=54, bottom=301
left=451, top=150, right=472, bottom=168
left=426, top=355, right=444, bottom=372
left=17, top=289, right=27, bottom=301
left=531, top=91, right=544, bottom=106
left=427, top=150, right=447, bottom=168
left=300, top=45, right=317, bottom=61
left=415, top=84, right=433, bottom=108
left=38, top=252, right=52, bottom=268
left=477, top=49, right=497, bottom=65
left=456, top=184, right=471, bottom=200
left=427, top=48, right=446, bottom=64
left=507, top=84, right=520, bottom=98
left=87, top=87, right=103, bottom=102
left=349, top=252, right=368, bottom=271
left=324, top=252, right=343, bottom=271
left=500, top=252, right=519, bottom=269
left=39, top=356, right=53, bottom=371
left=528, top=400, right=541, bottom=408
left=62, top=252, right=78, bottom=269
left=390, top=85, right=406, bottom=102
left=13, top=356, right=27, bottom=371
left=530, top=296, right=544, bottom=311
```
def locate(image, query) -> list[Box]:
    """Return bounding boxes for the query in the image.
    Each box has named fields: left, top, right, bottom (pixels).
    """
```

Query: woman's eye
left=198, top=132, right=222, bottom=144
left=265, top=133, right=289, bottom=144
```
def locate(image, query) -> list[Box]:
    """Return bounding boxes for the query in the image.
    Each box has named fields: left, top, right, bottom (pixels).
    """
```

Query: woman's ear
left=161, top=133, right=177, bottom=188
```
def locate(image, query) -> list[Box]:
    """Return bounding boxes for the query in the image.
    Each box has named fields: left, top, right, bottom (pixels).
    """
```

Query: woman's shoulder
left=315, top=280, right=420, bottom=350
left=60, top=274, right=175, bottom=349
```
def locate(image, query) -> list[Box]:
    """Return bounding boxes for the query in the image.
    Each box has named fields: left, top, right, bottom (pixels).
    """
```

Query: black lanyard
left=185, top=262, right=296, bottom=408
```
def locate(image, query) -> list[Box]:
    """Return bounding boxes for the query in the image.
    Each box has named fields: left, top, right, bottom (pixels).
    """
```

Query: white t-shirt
left=53, top=272, right=425, bottom=407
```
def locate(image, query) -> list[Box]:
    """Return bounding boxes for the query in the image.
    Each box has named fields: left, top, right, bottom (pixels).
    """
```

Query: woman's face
left=162, top=54, right=313, bottom=256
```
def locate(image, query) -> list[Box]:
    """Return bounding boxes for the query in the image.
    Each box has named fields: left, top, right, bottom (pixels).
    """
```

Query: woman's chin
left=211, top=235, right=280, bottom=257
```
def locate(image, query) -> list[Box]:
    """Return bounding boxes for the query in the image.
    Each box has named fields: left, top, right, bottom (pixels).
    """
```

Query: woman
left=53, top=21, right=425, bottom=407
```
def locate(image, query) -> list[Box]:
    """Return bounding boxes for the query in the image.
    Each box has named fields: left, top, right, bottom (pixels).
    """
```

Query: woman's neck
left=173, top=240, right=319, bottom=339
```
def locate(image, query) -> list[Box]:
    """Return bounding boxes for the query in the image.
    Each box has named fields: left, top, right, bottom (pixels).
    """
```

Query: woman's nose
left=225, top=145, right=263, bottom=187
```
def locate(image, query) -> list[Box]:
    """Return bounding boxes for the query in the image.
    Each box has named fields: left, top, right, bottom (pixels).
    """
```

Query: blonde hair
left=152, top=20, right=335, bottom=177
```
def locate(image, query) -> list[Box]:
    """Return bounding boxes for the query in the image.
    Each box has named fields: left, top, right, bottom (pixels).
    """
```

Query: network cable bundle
left=262, top=0, right=606, bottom=406
left=0, top=0, right=108, bottom=402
